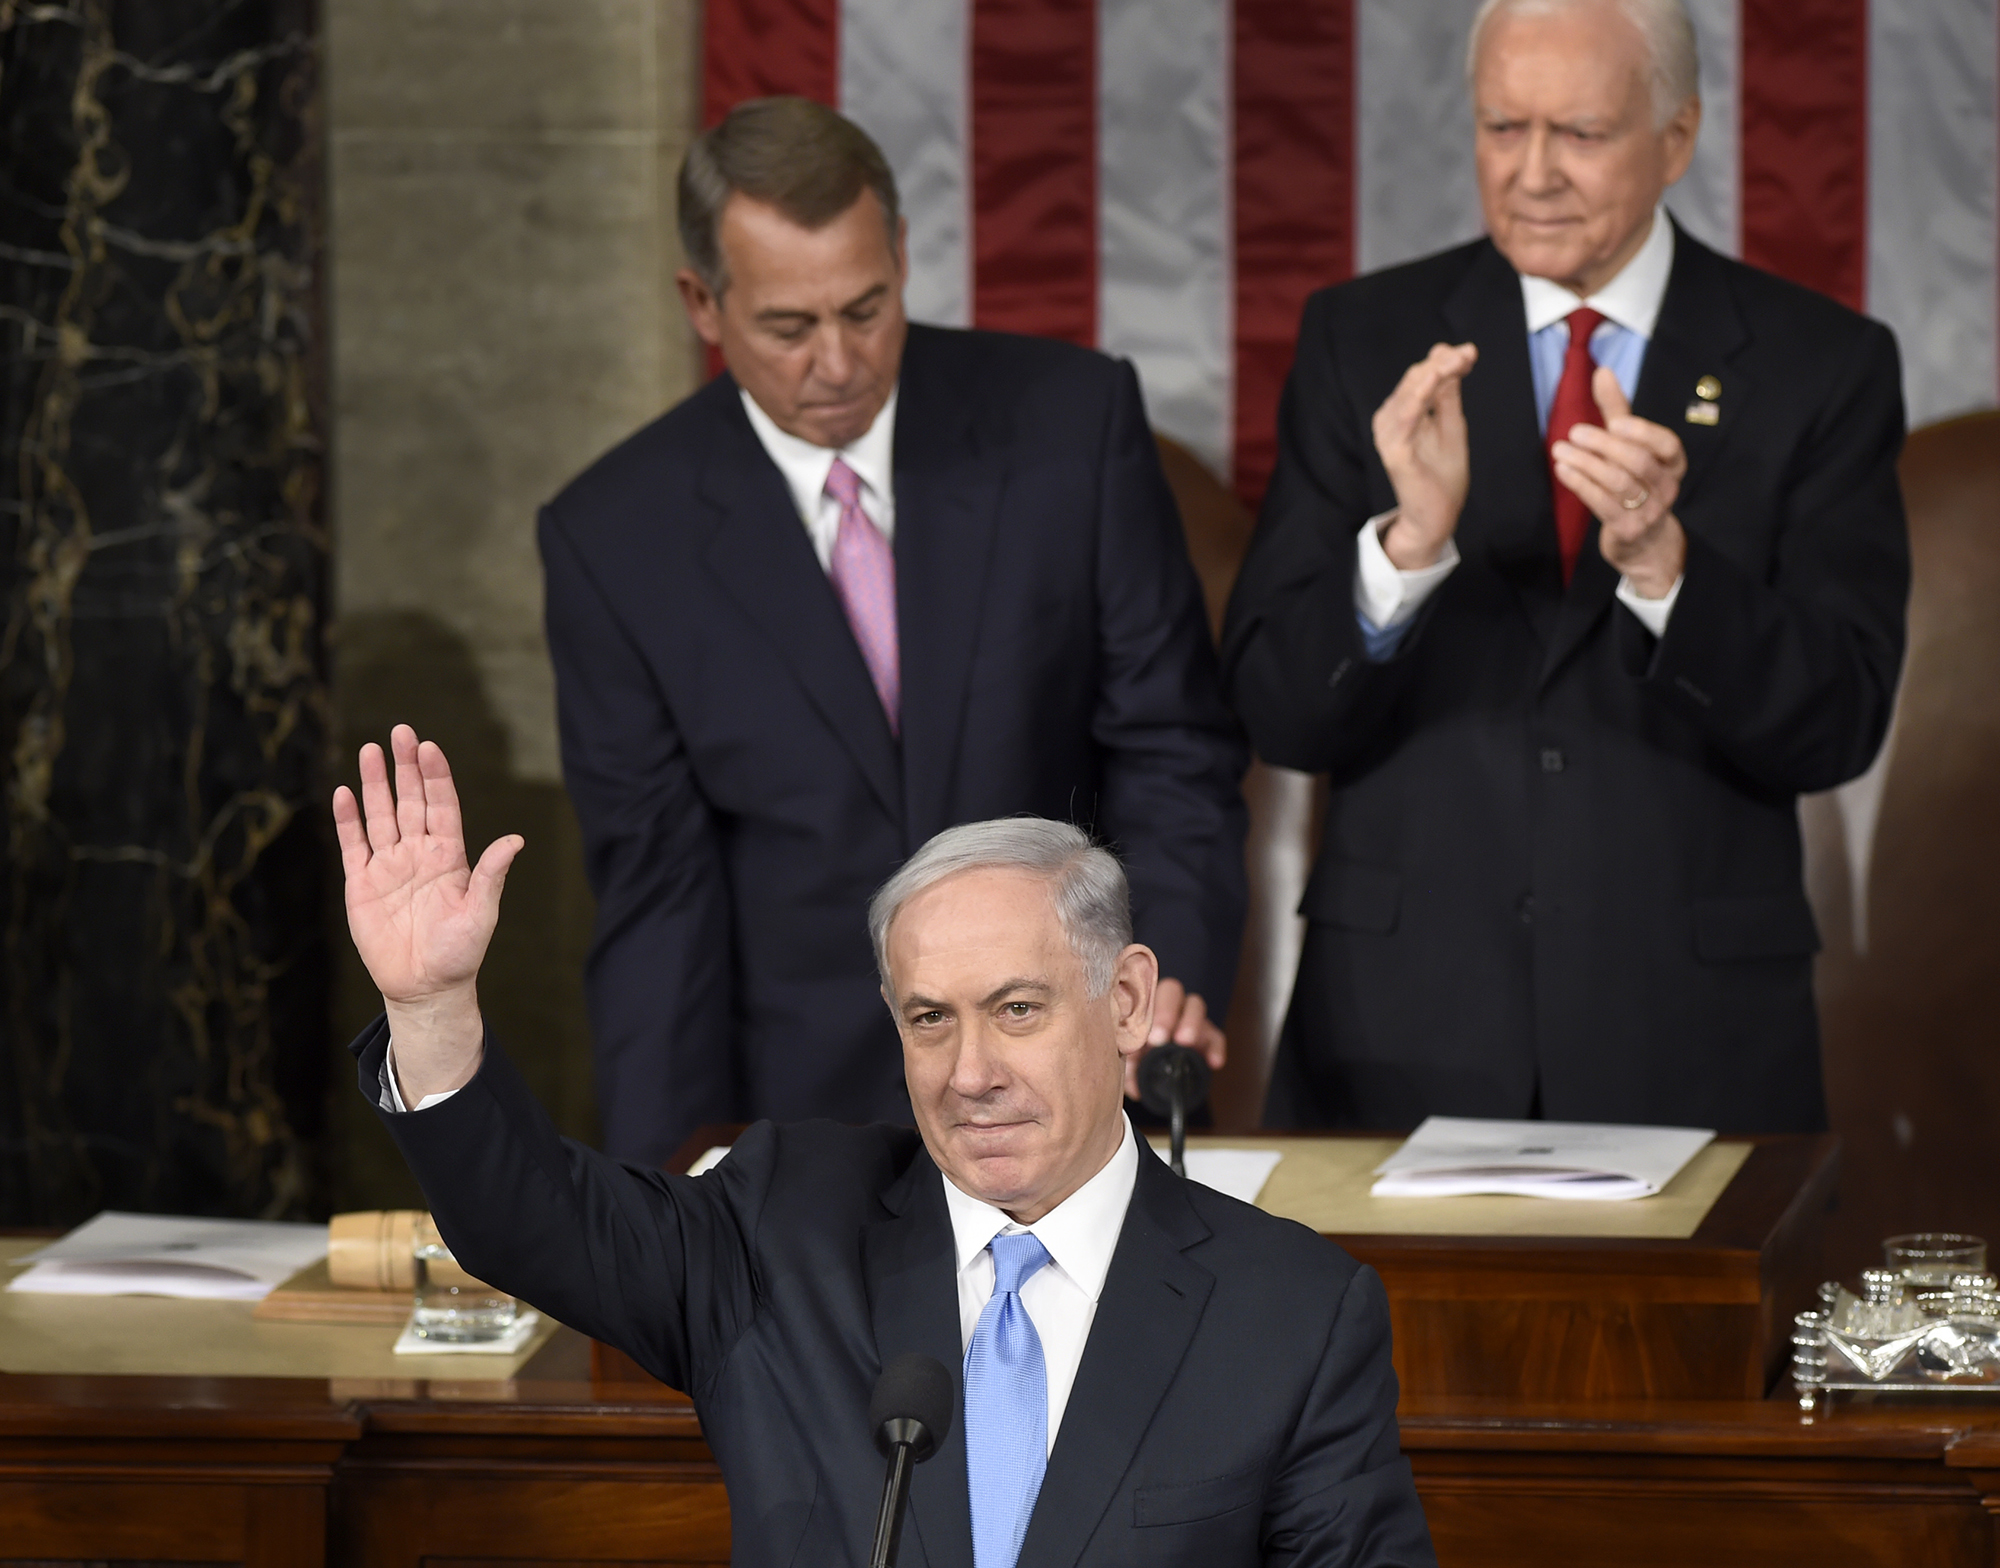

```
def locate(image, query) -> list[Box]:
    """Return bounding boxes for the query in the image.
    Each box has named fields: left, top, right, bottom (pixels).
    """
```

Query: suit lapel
left=893, top=327, right=1006, bottom=853
left=1018, top=1142, right=1214, bottom=1568
left=697, top=389, right=903, bottom=822
left=863, top=1148, right=974, bottom=1568
left=1539, top=225, right=1753, bottom=685
left=1444, top=242, right=1563, bottom=651
left=1633, top=224, right=1751, bottom=519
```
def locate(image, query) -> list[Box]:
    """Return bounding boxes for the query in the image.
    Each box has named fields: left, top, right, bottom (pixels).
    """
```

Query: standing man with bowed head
left=334, top=725, right=1436, bottom=1567
left=1223, top=0, right=1907, bottom=1133
left=541, top=97, right=1246, bottom=1167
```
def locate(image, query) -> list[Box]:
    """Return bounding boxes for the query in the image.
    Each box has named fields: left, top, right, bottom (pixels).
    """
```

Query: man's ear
left=895, top=215, right=910, bottom=288
left=1109, top=944, right=1159, bottom=1062
left=675, top=267, right=724, bottom=347
left=1661, top=95, right=1701, bottom=187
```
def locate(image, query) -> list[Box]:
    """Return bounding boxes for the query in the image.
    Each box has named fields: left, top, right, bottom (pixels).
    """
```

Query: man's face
left=886, top=868, right=1154, bottom=1224
left=1473, top=1, right=1698, bottom=295
left=677, top=189, right=908, bottom=449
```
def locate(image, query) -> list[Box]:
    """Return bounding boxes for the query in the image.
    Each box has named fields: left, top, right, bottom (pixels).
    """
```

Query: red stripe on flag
left=969, top=0, right=1096, bottom=344
left=1739, top=0, right=1868, bottom=312
left=702, top=0, right=840, bottom=125
left=1231, top=0, right=1355, bottom=509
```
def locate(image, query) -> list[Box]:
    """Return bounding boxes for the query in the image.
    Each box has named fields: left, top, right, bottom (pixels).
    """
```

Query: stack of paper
left=1370, top=1117, right=1714, bottom=1201
left=7, top=1211, right=329, bottom=1301
left=1179, top=1148, right=1283, bottom=1205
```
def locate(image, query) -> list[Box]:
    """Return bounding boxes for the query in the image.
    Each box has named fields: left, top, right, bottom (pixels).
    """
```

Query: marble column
left=0, top=2, right=328, bottom=1223
left=323, top=0, right=701, bottom=1208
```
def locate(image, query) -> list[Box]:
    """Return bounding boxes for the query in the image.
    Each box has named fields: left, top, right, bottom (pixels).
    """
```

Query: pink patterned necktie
left=824, top=457, right=900, bottom=735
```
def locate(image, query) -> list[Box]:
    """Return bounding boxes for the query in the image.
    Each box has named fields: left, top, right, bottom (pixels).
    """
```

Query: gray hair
left=677, top=97, right=901, bottom=295
left=1467, top=0, right=1700, bottom=128
left=869, top=819, right=1133, bottom=999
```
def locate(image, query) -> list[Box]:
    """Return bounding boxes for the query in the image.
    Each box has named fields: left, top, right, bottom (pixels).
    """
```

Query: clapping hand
left=1370, top=342, right=1480, bottom=570
left=333, top=724, right=522, bottom=1100
left=1550, top=367, right=1689, bottom=599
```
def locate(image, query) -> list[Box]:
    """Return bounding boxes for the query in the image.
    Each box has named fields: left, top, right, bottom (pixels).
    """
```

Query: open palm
left=334, top=725, right=522, bottom=1007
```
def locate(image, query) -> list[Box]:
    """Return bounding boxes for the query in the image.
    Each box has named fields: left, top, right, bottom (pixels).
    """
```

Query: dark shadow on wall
left=327, top=611, right=597, bottom=1211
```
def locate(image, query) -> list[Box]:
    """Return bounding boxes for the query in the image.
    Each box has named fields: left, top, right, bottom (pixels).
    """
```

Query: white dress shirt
left=739, top=386, right=898, bottom=567
left=941, top=1117, right=1139, bottom=1458
left=1357, top=206, right=1683, bottom=645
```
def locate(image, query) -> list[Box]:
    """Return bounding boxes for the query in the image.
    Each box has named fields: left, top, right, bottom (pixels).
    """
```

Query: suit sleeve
left=1091, top=359, right=1251, bottom=1013
left=351, top=1017, right=766, bottom=1395
left=1221, top=293, right=1433, bottom=780
left=1636, top=318, right=1909, bottom=794
left=540, top=505, right=734, bottom=1167
left=1261, top=1265, right=1437, bottom=1567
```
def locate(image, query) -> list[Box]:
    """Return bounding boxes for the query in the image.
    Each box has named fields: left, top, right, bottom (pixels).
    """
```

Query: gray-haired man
left=337, top=724, right=1435, bottom=1567
left=1224, top=0, right=1907, bottom=1134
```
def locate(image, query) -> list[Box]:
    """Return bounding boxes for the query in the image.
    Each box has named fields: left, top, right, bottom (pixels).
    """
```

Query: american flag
left=703, top=0, right=1998, bottom=506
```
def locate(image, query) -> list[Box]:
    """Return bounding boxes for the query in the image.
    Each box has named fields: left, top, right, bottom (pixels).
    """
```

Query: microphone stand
left=870, top=1416, right=925, bottom=1568
left=1166, top=1052, right=1191, bottom=1178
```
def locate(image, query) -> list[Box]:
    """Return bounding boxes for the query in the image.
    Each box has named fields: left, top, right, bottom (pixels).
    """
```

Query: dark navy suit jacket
left=1223, top=227, right=1908, bottom=1134
left=541, top=325, right=1248, bottom=1164
left=354, top=1018, right=1437, bottom=1567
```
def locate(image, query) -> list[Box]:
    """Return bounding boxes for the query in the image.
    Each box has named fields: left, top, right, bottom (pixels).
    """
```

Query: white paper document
left=1370, top=1117, right=1714, bottom=1201
left=1180, top=1148, right=1283, bottom=1206
left=6, top=1211, right=328, bottom=1301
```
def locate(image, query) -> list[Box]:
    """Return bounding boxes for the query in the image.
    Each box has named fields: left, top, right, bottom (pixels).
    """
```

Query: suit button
left=1516, top=894, right=1536, bottom=924
left=1540, top=748, right=1565, bottom=773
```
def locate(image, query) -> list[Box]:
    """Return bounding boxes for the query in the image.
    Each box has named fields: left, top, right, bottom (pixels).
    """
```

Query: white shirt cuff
left=1355, top=510, right=1459, bottom=630
left=380, top=1041, right=464, bottom=1114
left=1615, top=572, right=1683, bottom=638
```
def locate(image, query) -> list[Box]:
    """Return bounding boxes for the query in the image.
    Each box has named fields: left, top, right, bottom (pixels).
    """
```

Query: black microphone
left=868, top=1351, right=954, bottom=1568
left=1137, top=1043, right=1212, bottom=1178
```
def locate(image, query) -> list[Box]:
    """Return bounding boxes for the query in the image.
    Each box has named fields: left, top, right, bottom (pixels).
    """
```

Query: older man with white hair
left=1224, top=0, right=1908, bottom=1134
left=334, top=724, right=1437, bottom=1568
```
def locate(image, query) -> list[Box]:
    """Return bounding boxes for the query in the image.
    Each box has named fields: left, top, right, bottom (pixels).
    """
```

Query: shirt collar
left=739, top=384, right=898, bottom=519
left=940, top=1115, right=1140, bottom=1304
left=1519, top=206, right=1675, bottom=339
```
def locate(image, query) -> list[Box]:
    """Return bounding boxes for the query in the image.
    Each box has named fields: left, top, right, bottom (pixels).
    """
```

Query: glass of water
left=411, top=1213, right=518, bottom=1342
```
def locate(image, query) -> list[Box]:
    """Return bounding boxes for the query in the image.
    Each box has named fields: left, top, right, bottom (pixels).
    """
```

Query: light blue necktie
left=964, top=1231, right=1052, bottom=1568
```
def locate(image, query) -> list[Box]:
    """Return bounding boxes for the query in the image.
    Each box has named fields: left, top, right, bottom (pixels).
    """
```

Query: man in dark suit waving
left=1223, top=0, right=1908, bottom=1134
left=334, top=726, right=1435, bottom=1567
left=543, top=97, right=1246, bottom=1166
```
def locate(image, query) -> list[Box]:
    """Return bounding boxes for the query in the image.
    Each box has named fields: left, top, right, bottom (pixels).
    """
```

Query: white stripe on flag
left=1662, top=0, right=1739, bottom=257
left=1098, top=0, right=1233, bottom=478
left=841, top=0, right=971, bottom=328
left=1355, top=0, right=1485, bottom=277
left=1868, top=0, right=2000, bottom=426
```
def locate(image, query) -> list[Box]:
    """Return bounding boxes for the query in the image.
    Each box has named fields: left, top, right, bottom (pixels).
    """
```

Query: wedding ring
left=1621, top=487, right=1650, bottom=511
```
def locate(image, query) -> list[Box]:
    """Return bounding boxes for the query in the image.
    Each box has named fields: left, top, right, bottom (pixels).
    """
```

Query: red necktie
left=824, top=458, right=900, bottom=734
left=1546, top=306, right=1606, bottom=585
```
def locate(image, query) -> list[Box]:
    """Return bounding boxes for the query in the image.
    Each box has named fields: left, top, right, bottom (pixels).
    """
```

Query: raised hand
left=1370, top=342, right=1480, bottom=569
left=333, top=725, right=522, bottom=1099
left=1550, top=366, right=1689, bottom=599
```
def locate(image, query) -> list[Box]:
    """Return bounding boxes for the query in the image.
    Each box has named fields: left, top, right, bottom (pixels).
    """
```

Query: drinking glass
left=411, top=1213, right=518, bottom=1342
left=1885, top=1234, right=1987, bottom=1315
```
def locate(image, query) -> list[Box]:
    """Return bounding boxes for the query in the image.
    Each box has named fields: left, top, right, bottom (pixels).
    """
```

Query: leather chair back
left=1156, top=438, right=1320, bottom=1130
left=1804, top=410, right=2000, bottom=1272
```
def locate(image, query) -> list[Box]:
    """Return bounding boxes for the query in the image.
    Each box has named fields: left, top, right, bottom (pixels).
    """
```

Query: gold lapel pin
left=1685, top=374, right=1721, bottom=425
